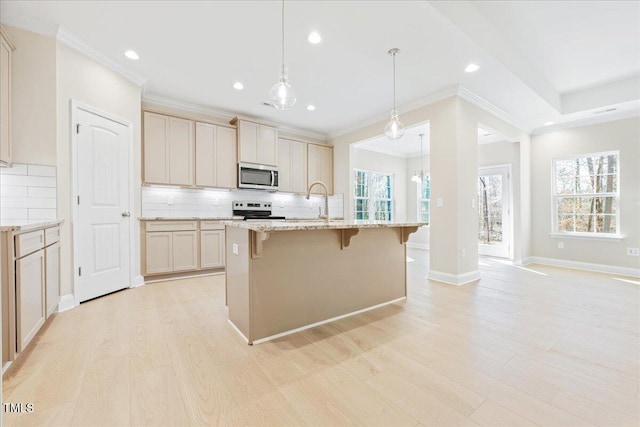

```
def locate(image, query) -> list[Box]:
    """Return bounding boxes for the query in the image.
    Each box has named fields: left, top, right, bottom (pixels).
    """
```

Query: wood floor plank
left=130, top=365, right=189, bottom=427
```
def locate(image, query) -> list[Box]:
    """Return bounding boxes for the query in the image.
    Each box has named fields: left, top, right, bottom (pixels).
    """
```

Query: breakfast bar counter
left=224, top=220, right=424, bottom=344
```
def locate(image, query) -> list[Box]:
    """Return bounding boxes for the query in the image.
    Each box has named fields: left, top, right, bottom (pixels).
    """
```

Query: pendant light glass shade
left=269, top=66, right=297, bottom=110
left=385, top=48, right=405, bottom=140
left=269, top=0, right=296, bottom=110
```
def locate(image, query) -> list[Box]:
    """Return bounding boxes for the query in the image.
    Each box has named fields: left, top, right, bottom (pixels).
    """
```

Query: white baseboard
left=428, top=269, right=481, bottom=286
left=131, top=274, right=145, bottom=288
left=57, top=294, right=76, bottom=312
left=407, top=243, right=430, bottom=250
left=524, top=256, right=640, bottom=278
left=144, top=271, right=224, bottom=284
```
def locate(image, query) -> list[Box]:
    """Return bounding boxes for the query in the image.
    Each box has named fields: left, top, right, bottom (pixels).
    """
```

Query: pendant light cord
left=392, top=52, right=396, bottom=112
left=281, top=0, right=285, bottom=67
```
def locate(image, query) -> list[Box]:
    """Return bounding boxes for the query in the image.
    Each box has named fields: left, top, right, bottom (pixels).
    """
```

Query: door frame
left=478, top=163, right=514, bottom=259
left=70, top=100, right=135, bottom=306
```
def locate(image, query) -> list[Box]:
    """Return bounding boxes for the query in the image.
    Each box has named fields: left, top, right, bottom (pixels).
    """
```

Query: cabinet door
left=172, top=231, right=198, bottom=271
left=258, top=124, right=278, bottom=166
left=16, top=250, right=45, bottom=353
left=277, top=138, right=292, bottom=192
left=143, top=112, right=170, bottom=184
left=145, top=232, right=173, bottom=274
left=0, top=35, right=12, bottom=166
left=216, top=126, right=237, bottom=189
left=290, top=140, right=308, bottom=194
left=308, top=144, right=333, bottom=194
left=238, top=120, right=259, bottom=164
left=200, top=230, right=225, bottom=269
left=168, top=117, right=194, bottom=186
left=45, top=241, right=61, bottom=318
left=195, top=122, right=216, bottom=187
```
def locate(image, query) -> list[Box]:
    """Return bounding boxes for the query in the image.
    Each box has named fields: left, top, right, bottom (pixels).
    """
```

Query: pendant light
left=384, top=48, right=405, bottom=140
left=411, top=133, right=425, bottom=183
left=268, top=0, right=297, bottom=110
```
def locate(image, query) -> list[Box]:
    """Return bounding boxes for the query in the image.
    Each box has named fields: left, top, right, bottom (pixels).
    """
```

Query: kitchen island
left=224, top=220, right=424, bottom=344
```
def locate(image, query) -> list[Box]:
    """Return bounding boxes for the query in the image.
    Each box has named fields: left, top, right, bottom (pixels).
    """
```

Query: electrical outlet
left=436, top=198, right=443, bottom=208
left=557, top=242, right=564, bottom=249
left=471, top=199, right=476, bottom=209
left=280, top=200, right=284, bottom=208
left=232, top=243, right=239, bottom=255
left=167, top=195, right=174, bottom=205
left=627, top=247, right=640, bottom=256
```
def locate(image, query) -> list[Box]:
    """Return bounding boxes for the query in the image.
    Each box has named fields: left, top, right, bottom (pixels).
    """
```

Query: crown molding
left=56, top=27, right=146, bottom=87
left=143, top=93, right=328, bottom=141
left=0, top=13, right=59, bottom=38
left=531, top=106, right=640, bottom=135
left=328, top=86, right=459, bottom=140
left=456, top=86, right=532, bottom=133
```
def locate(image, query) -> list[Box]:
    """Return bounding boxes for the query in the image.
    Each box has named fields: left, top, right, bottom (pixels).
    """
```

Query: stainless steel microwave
left=238, top=163, right=279, bottom=191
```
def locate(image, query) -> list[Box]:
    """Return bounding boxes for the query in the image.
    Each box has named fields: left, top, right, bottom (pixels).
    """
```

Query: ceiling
left=2, top=1, right=639, bottom=139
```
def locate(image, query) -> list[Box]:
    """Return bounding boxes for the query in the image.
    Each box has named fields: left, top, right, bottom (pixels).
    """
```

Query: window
left=354, top=170, right=393, bottom=221
left=553, top=151, right=619, bottom=235
left=418, top=176, right=430, bottom=223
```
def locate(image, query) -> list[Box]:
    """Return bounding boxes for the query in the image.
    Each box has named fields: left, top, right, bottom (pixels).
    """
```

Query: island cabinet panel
left=195, top=122, right=237, bottom=189
left=16, top=249, right=45, bottom=353
left=277, top=138, right=307, bottom=193
left=307, top=144, right=333, bottom=194
left=236, top=119, right=278, bottom=166
left=172, top=231, right=198, bottom=271
left=143, top=112, right=194, bottom=186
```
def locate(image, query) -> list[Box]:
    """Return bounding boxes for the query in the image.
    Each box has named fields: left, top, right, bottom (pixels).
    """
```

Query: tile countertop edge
left=222, top=221, right=428, bottom=232
left=0, top=219, right=65, bottom=233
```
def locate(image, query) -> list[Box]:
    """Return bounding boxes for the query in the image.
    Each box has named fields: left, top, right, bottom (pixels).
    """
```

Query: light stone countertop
left=222, top=220, right=427, bottom=232
left=0, top=220, right=64, bottom=233
left=139, top=216, right=244, bottom=221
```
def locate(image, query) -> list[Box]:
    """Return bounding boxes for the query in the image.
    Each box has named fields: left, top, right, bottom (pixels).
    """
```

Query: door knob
left=121, top=211, right=131, bottom=217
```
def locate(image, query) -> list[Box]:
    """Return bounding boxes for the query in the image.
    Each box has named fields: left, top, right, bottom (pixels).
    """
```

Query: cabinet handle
left=121, top=212, right=131, bottom=217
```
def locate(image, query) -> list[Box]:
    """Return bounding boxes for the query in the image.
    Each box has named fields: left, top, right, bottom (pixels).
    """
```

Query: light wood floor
left=3, top=249, right=639, bottom=426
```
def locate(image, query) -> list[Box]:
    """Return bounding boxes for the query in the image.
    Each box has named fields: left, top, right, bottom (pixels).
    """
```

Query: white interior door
left=77, top=108, right=130, bottom=302
left=478, top=165, right=511, bottom=258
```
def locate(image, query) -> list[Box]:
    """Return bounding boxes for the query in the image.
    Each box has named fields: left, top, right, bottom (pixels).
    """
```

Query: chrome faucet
left=306, top=181, right=330, bottom=222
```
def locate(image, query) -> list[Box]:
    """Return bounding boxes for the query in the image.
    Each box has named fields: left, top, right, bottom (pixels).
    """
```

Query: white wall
left=530, top=117, right=640, bottom=271
left=56, top=42, right=142, bottom=296
left=351, top=148, right=407, bottom=221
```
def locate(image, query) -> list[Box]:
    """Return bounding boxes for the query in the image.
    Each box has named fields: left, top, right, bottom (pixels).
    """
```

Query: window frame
left=550, top=150, right=621, bottom=239
left=416, top=175, right=430, bottom=223
left=353, top=168, right=394, bottom=221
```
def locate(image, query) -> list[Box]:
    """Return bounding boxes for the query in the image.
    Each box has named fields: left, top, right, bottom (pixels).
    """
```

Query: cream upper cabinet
left=277, top=138, right=307, bottom=193
left=0, top=27, right=15, bottom=167
left=307, top=144, right=334, bottom=194
left=195, top=122, right=237, bottom=189
left=143, top=112, right=194, bottom=185
left=234, top=118, right=278, bottom=166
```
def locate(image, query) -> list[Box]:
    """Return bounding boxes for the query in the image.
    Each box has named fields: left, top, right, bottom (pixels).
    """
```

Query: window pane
left=557, top=197, right=575, bottom=215
left=421, top=200, right=430, bottom=222
left=558, top=215, right=575, bottom=232
left=596, top=174, right=617, bottom=193
left=576, top=197, right=594, bottom=214
left=595, top=196, right=616, bottom=214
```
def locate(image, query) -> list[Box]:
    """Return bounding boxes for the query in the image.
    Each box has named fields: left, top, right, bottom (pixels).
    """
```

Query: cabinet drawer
left=44, top=226, right=60, bottom=246
left=15, top=230, right=45, bottom=258
left=200, top=221, right=224, bottom=231
left=145, top=220, right=197, bottom=232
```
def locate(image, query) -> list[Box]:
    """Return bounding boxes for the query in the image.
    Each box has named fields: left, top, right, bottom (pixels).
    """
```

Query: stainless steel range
left=232, top=201, right=286, bottom=221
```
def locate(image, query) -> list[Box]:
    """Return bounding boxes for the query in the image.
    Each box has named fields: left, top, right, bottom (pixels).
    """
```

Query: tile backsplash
left=0, top=164, right=57, bottom=225
left=142, top=186, right=344, bottom=219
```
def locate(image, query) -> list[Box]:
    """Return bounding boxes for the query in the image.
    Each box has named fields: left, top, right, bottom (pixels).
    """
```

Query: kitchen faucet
left=306, top=181, right=330, bottom=222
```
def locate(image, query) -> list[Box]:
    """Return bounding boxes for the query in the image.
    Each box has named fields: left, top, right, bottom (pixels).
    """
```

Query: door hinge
left=76, top=123, right=81, bottom=134
left=77, top=195, right=80, bottom=205
left=78, top=267, right=82, bottom=276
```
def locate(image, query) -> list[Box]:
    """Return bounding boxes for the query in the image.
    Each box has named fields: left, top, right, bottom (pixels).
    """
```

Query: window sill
left=549, top=232, right=624, bottom=241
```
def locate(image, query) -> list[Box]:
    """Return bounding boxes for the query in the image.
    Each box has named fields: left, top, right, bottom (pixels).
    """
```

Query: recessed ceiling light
left=124, top=50, right=139, bottom=60
left=544, top=121, right=554, bottom=126
left=306, top=104, right=316, bottom=111
left=233, top=82, right=244, bottom=90
left=308, top=31, right=322, bottom=44
left=464, top=63, right=479, bottom=73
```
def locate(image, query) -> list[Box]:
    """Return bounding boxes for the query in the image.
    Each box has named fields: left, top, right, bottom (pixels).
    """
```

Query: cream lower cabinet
left=143, top=220, right=224, bottom=276
left=45, top=241, right=60, bottom=319
left=16, top=249, right=45, bottom=353
left=200, top=222, right=225, bottom=269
